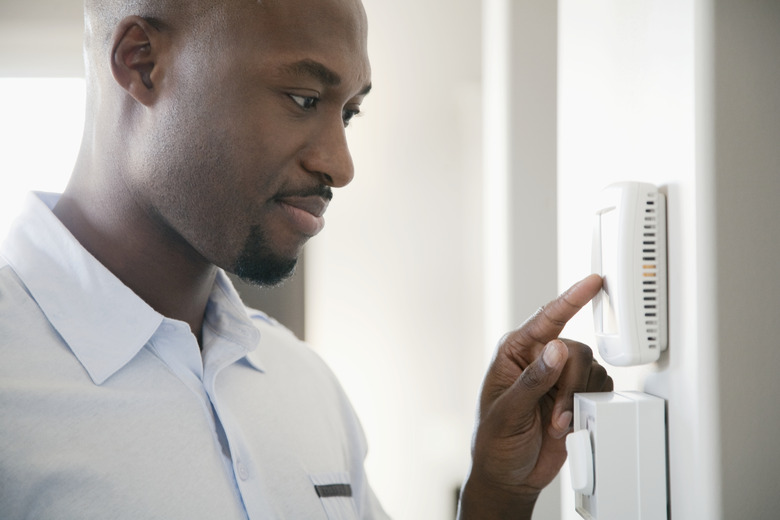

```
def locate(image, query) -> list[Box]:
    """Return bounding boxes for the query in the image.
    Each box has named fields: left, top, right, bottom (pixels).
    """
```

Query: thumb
left=507, top=340, right=568, bottom=418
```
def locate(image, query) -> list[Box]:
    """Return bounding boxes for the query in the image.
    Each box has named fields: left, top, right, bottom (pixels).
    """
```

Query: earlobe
left=111, top=17, right=163, bottom=106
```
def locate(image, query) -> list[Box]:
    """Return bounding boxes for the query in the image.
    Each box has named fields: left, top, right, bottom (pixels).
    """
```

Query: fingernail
left=556, top=410, right=573, bottom=431
left=550, top=410, right=573, bottom=439
left=543, top=341, right=563, bottom=368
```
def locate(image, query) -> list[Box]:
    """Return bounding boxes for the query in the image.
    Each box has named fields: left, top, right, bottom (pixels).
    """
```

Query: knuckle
left=520, top=365, right=547, bottom=391
left=500, top=334, right=534, bottom=369
left=566, top=340, right=594, bottom=363
left=541, top=304, right=569, bottom=328
left=586, top=363, right=613, bottom=391
left=557, top=341, right=594, bottom=372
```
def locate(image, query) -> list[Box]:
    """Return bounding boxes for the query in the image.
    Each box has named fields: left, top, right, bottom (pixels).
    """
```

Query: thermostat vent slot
left=641, top=193, right=662, bottom=350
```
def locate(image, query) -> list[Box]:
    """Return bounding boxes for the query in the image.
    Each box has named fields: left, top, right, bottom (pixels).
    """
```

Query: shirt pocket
left=309, top=472, right=359, bottom=520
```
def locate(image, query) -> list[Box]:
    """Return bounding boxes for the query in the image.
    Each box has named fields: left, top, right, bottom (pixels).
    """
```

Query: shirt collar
left=203, top=270, right=264, bottom=373
left=0, top=192, right=263, bottom=384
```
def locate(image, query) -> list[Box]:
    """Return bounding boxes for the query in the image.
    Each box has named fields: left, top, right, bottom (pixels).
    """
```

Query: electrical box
left=566, top=391, right=667, bottom=520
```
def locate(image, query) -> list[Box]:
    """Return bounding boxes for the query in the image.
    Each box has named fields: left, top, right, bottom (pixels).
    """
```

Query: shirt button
left=237, top=462, right=249, bottom=481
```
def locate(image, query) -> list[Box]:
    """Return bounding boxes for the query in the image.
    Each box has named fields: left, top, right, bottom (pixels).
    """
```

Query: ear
left=110, top=17, right=165, bottom=106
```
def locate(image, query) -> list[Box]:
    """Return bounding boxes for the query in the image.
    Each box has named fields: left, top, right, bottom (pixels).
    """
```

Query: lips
left=276, top=194, right=330, bottom=237
left=279, top=194, right=329, bottom=218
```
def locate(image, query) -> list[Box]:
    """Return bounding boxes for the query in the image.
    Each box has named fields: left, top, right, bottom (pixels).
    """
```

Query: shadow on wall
left=227, top=255, right=306, bottom=340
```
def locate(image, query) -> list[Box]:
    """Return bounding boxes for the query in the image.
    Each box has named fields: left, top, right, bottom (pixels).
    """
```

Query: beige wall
left=305, top=0, right=485, bottom=517
left=481, top=1, right=560, bottom=516
left=710, top=1, right=780, bottom=517
left=1, top=1, right=487, bottom=518
left=0, top=2, right=84, bottom=77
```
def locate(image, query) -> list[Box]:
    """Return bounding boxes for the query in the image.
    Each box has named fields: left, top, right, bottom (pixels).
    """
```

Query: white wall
left=558, top=1, right=780, bottom=519
left=0, top=78, right=85, bottom=237
left=558, top=1, right=704, bottom=516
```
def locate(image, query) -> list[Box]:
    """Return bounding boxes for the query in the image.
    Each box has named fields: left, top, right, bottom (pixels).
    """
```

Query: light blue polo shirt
left=0, top=192, right=388, bottom=520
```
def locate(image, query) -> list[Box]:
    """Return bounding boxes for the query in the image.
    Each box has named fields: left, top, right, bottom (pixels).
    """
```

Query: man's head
left=78, top=0, right=371, bottom=285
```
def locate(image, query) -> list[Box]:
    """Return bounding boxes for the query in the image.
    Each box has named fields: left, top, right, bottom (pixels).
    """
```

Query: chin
left=231, top=225, right=300, bottom=287
left=233, top=255, right=298, bottom=287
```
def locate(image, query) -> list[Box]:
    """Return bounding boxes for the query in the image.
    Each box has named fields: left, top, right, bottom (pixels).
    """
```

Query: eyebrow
left=281, top=59, right=373, bottom=96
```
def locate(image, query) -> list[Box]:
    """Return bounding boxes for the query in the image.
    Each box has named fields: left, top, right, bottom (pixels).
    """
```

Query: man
left=0, top=0, right=612, bottom=518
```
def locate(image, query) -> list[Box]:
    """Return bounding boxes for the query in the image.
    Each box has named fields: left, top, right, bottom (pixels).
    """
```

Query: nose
left=300, top=118, right=355, bottom=188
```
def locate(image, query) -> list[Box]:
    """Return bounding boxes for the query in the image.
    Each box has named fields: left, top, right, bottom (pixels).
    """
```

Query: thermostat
left=591, top=182, right=667, bottom=366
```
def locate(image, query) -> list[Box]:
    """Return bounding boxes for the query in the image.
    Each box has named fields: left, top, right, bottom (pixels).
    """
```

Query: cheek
left=141, top=130, right=251, bottom=266
left=183, top=155, right=295, bottom=270
left=150, top=88, right=302, bottom=265
left=185, top=173, right=259, bottom=264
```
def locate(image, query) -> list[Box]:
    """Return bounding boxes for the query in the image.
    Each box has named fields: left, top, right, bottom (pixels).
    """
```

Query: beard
left=232, top=225, right=298, bottom=286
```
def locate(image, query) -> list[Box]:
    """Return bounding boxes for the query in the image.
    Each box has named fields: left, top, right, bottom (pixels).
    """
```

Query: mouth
left=275, top=190, right=331, bottom=237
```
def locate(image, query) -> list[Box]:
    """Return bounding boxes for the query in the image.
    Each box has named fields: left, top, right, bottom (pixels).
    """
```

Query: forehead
left=260, top=0, right=369, bottom=38
left=225, top=0, right=371, bottom=88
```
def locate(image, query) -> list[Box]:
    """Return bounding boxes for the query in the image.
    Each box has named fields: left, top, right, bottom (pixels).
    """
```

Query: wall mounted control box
left=592, top=182, right=668, bottom=366
left=567, top=391, right=667, bottom=520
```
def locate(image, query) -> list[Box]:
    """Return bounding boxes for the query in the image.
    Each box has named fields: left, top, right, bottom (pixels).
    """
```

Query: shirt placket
left=147, top=320, right=250, bottom=517
left=202, top=326, right=274, bottom=520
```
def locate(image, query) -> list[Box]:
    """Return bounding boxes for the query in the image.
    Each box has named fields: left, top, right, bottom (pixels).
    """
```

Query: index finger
left=516, top=274, right=603, bottom=348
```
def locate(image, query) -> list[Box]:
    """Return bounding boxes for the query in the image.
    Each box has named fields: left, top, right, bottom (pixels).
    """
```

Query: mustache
left=276, top=184, right=333, bottom=201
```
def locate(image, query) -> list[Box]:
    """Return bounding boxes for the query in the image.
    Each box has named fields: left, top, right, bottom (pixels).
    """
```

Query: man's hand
left=458, top=274, right=613, bottom=519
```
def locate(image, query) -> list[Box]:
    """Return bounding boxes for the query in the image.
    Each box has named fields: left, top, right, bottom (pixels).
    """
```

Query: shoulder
left=244, top=307, right=343, bottom=390
left=0, top=262, right=45, bottom=338
left=246, top=307, right=299, bottom=343
left=241, top=307, right=368, bottom=447
left=245, top=307, right=308, bottom=361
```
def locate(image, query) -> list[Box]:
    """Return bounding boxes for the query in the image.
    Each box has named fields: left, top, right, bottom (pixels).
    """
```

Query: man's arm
left=457, top=274, right=613, bottom=519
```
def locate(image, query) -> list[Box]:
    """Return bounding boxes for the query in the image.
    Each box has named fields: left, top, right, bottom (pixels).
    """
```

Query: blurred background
left=2, top=1, right=779, bottom=519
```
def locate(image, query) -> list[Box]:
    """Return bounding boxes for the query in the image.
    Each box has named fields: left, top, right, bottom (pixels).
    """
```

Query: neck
left=53, top=182, right=218, bottom=346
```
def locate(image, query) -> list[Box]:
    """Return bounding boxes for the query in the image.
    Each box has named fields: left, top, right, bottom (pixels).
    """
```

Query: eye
left=289, top=94, right=319, bottom=110
left=342, top=108, right=361, bottom=127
